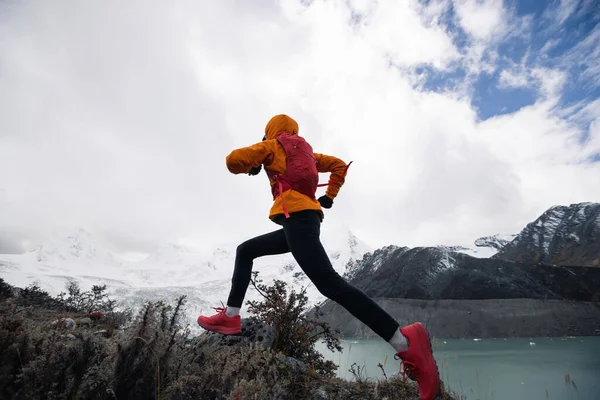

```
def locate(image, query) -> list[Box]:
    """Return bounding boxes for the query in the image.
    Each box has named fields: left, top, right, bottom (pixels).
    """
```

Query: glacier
left=0, top=227, right=509, bottom=335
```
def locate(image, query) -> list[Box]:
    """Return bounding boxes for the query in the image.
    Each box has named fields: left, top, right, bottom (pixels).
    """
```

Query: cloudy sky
left=1, top=0, right=599, bottom=256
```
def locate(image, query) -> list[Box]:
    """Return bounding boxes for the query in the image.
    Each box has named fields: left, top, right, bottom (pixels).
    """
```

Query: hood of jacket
left=264, top=114, right=299, bottom=140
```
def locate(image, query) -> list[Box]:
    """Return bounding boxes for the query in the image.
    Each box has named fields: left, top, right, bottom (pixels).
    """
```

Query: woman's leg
left=226, top=228, right=290, bottom=308
left=281, top=210, right=440, bottom=400
left=198, top=228, right=290, bottom=334
left=280, top=210, right=399, bottom=341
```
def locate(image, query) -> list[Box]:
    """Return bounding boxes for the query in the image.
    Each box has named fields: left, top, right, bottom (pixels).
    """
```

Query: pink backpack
left=266, top=132, right=352, bottom=218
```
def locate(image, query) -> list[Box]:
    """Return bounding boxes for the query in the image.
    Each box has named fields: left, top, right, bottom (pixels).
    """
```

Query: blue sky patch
left=473, top=71, right=538, bottom=118
left=413, top=0, right=599, bottom=123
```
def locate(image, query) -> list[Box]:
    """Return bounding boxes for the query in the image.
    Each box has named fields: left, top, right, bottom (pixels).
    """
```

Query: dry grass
left=0, top=277, right=457, bottom=399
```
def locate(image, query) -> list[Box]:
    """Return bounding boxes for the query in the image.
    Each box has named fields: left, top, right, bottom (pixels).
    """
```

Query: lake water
left=315, top=336, right=600, bottom=400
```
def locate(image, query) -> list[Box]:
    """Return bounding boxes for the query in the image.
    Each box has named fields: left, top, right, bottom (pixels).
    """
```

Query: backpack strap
left=317, top=161, right=353, bottom=187
left=278, top=180, right=290, bottom=218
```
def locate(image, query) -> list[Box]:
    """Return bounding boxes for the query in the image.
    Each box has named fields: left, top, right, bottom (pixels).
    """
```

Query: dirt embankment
left=319, top=298, right=600, bottom=339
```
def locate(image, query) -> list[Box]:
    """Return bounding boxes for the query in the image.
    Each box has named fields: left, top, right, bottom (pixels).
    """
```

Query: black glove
left=318, top=195, right=333, bottom=209
left=248, top=165, right=262, bottom=176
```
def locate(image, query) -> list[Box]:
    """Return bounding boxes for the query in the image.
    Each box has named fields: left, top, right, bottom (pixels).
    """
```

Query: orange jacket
left=225, top=114, right=349, bottom=222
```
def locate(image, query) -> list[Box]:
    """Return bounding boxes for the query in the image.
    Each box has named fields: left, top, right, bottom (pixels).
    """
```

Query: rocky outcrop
left=474, top=234, right=517, bottom=250
left=194, top=318, right=276, bottom=349
left=493, top=202, right=600, bottom=266
left=340, top=246, right=600, bottom=302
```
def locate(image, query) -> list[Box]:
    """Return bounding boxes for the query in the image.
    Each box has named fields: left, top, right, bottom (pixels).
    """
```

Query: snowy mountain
left=493, top=202, right=600, bottom=266
left=328, top=202, right=600, bottom=303
left=32, top=228, right=121, bottom=266
left=0, top=229, right=133, bottom=297
left=328, top=244, right=600, bottom=301
left=430, top=234, right=517, bottom=260
left=474, top=234, right=517, bottom=251
left=0, top=225, right=372, bottom=334
left=343, top=245, right=464, bottom=299
left=2, top=202, right=598, bottom=335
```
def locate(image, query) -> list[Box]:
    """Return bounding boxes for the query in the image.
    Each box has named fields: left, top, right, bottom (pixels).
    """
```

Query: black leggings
left=226, top=210, right=400, bottom=342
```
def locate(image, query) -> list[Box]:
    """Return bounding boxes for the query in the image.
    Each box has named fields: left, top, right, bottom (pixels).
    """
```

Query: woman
left=197, top=114, right=440, bottom=400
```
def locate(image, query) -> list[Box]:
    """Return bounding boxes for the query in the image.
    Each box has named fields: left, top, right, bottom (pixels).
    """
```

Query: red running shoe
left=197, top=305, right=241, bottom=335
left=395, top=322, right=440, bottom=400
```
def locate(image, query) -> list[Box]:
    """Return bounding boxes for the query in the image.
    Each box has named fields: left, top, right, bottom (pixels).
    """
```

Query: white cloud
left=476, top=102, right=600, bottom=224
left=450, top=0, right=531, bottom=86
left=346, top=0, right=460, bottom=70
left=347, top=0, right=376, bottom=16
left=1, top=0, right=599, bottom=257
left=539, top=38, right=561, bottom=56
left=554, top=0, right=580, bottom=25
left=567, top=24, right=600, bottom=90
left=498, top=67, right=530, bottom=89
left=576, top=0, right=597, bottom=18
left=571, top=99, right=600, bottom=159
left=420, top=0, right=452, bottom=24
left=497, top=62, right=566, bottom=103
left=531, top=67, right=567, bottom=99
left=453, top=0, right=506, bottom=41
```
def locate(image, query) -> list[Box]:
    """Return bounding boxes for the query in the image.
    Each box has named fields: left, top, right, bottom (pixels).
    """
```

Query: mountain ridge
left=2, top=202, right=599, bottom=337
left=493, top=202, right=600, bottom=266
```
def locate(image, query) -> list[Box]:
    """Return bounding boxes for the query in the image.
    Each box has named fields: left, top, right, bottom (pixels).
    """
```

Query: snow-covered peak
left=143, top=242, right=204, bottom=265
left=474, top=234, right=517, bottom=250
left=511, top=202, right=597, bottom=251
left=30, top=228, right=119, bottom=266
left=493, top=202, right=600, bottom=265
left=437, top=233, right=516, bottom=259
left=321, top=227, right=372, bottom=274
left=432, top=246, right=458, bottom=272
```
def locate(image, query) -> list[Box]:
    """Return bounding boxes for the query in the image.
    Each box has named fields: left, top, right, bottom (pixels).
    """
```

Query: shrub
left=111, top=295, right=190, bottom=399
left=19, top=325, right=114, bottom=399
left=247, top=271, right=343, bottom=378
left=14, top=283, right=65, bottom=310
left=0, top=278, right=13, bottom=300
left=57, top=281, right=116, bottom=314
left=0, top=293, right=190, bottom=400
left=0, top=312, right=28, bottom=399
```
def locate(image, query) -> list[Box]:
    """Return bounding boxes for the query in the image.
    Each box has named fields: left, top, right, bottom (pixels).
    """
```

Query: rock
left=284, top=356, right=307, bottom=373
left=65, top=318, right=76, bottom=329
left=60, top=333, right=77, bottom=340
left=93, top=329, right=109, bottom=337
left=310, top=387, right=328, bottom=400
left=0, top=303, right=13, bottom=313
left=196, top=318, right=276, bottom=349
left=78, top=317, right=92, bottom=326
left=52, top=318, right=76, bottom=330
left=240, top=318, right=276, bottom=348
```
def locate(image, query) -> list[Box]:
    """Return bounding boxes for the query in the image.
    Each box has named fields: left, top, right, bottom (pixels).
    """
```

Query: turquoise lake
left=315, top=336, right=600, bottom=400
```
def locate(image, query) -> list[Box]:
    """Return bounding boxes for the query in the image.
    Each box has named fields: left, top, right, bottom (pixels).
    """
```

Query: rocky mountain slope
left=493, top=202, right=600, bottom=266
left=339, top=202, right=600, bottom=302
left=474, top=234, right=517, bottom=250
left=342, top=245, right=600, bottom=302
